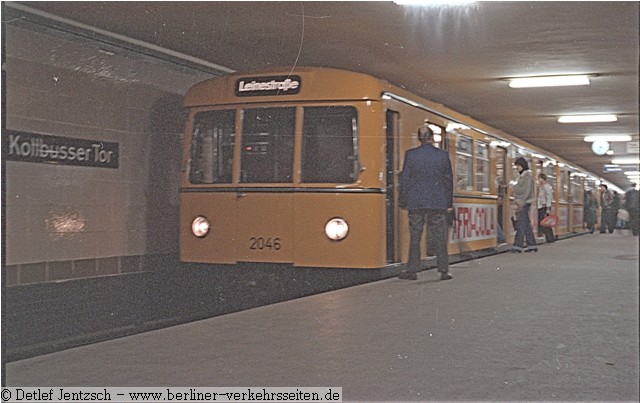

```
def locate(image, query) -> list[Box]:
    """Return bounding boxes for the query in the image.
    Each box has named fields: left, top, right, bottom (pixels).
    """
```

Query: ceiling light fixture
left=393, top=0, right=476, bottom=5
left=583, top=135, right=632, bottom=142
left=508, top=75, right=591, bottom=88
left=611, top=157, right=640, bottom=165
left=558, top=114, right=618, bottom=123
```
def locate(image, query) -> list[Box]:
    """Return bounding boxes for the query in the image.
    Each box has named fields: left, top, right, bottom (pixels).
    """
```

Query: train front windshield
left=189, top=110, right=236, bottom=184
left=301, top=106, right=359, bottom=183
left=188, top=106, right=359, bottom=185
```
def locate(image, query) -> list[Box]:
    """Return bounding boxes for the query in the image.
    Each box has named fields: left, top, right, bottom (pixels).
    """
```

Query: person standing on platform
left=512, top=157, right=538, bottom=253
left=624, top=186, right=639, bottom=236
left=398, top=125, right=454, bottom=281
left=496, top=177, right=507, bottom=245
left=536, top=173, right=556, bottom=243
left=584, top=190, right=598, bottom=234
left=599, top=184, right=615, bottom=234
left=612, top=192, right=622, bottom=229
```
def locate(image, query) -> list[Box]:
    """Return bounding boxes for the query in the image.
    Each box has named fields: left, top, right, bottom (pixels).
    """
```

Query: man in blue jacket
left=398, top=125, right=454, bottom=280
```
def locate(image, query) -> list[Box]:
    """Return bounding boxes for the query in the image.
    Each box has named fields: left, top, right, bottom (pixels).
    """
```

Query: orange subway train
left=179, top=67, right=598, bottom=268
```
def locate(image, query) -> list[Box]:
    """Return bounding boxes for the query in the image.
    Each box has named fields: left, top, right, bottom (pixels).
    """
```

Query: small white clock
left=592, top=140, right=610, bottom=155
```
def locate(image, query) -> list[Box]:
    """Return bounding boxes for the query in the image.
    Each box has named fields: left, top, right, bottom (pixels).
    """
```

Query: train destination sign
left=3, top=130, right=119, bottom=169
left=235, top=75, right=301, bottom=97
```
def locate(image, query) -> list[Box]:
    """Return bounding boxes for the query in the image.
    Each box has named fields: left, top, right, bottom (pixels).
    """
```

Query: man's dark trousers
left=600, top=208, right=615, bottom=233
left=407, top=208, right=449, bottom=274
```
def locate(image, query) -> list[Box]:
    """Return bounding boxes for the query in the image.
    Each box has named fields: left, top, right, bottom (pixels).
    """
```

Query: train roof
left=183, top=67, right=388, bottom=107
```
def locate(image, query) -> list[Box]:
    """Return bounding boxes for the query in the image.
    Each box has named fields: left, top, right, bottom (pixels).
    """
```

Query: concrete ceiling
left=7, top=1, right=639, bottom=190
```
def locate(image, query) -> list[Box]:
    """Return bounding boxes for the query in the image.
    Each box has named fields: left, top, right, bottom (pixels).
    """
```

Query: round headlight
left=325, top=218, right=349, bottom=241
left=191, top=216, right=210, bottom=238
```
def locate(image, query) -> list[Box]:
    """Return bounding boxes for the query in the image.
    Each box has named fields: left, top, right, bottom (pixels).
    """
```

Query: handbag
left=539, top=214, right=558, bottom=228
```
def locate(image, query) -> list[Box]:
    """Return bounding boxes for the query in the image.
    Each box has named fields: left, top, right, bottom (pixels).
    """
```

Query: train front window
left=241, top=107, right=295, bottom=183
left=189, top=110, right=236, bottom=184
left=301, top=106, right=358, bottom=184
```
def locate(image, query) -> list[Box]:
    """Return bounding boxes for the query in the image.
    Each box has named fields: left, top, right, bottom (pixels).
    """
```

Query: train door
left=385, top=110, right=400, bottom=263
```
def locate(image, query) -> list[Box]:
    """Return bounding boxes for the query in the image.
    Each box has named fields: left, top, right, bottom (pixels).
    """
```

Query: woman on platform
left=512, top=157, right=538, bottom=253
left=537, top=173, right=556, bottom=243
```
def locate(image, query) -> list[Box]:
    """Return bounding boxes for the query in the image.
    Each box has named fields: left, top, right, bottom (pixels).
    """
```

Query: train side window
left=455, top=134, right=473, bottom=191
left=475, top=141, right=490, bottom=192
left=570, top=174, right=583, bottom=203
left=301, top=106, right=358, bottom=183
left=559, top=169, right=568, bottom=201
left=543, top=163, right=555, bottom=179
left=543, top=163, right=555, bottom=192
left=189, top=110, right=236, bottom=184
left=241, top=107, right=295, bottom=183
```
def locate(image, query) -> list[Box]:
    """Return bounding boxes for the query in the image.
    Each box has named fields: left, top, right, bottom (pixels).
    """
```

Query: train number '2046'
left=249, top=237, right=281, bottom=250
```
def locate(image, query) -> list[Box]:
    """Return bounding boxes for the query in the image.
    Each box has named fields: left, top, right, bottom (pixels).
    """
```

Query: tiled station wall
left=3, top=24, right=213, bottom=286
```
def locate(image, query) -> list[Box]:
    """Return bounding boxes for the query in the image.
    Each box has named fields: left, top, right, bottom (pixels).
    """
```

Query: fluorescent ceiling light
left=584, top=135, right=632, bottom=142
left=611, top=157, right=640, bottom=165
left=393, top=0, right=475, bottom=5
left=508, top=75, right=591, bottom=88
left=624, top=171, right=640, bottom=176
left=558, top=114, right=617, bottom=123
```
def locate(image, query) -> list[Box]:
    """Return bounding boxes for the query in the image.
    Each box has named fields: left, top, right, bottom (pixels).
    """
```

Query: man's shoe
left=399, top=271, right=418, bottom=280
left=440, top=272, right=452, bottom=281
left=524, top=247, right=538, bottom=253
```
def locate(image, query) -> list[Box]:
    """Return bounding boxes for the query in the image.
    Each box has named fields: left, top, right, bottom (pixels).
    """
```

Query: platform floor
left=6, top=232, right=639, bottom=402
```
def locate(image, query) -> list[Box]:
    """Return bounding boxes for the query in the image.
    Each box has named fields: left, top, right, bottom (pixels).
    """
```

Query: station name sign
left=3, top=130, right=119, bottom=169
left=235, top=75, right=301, bottom=97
